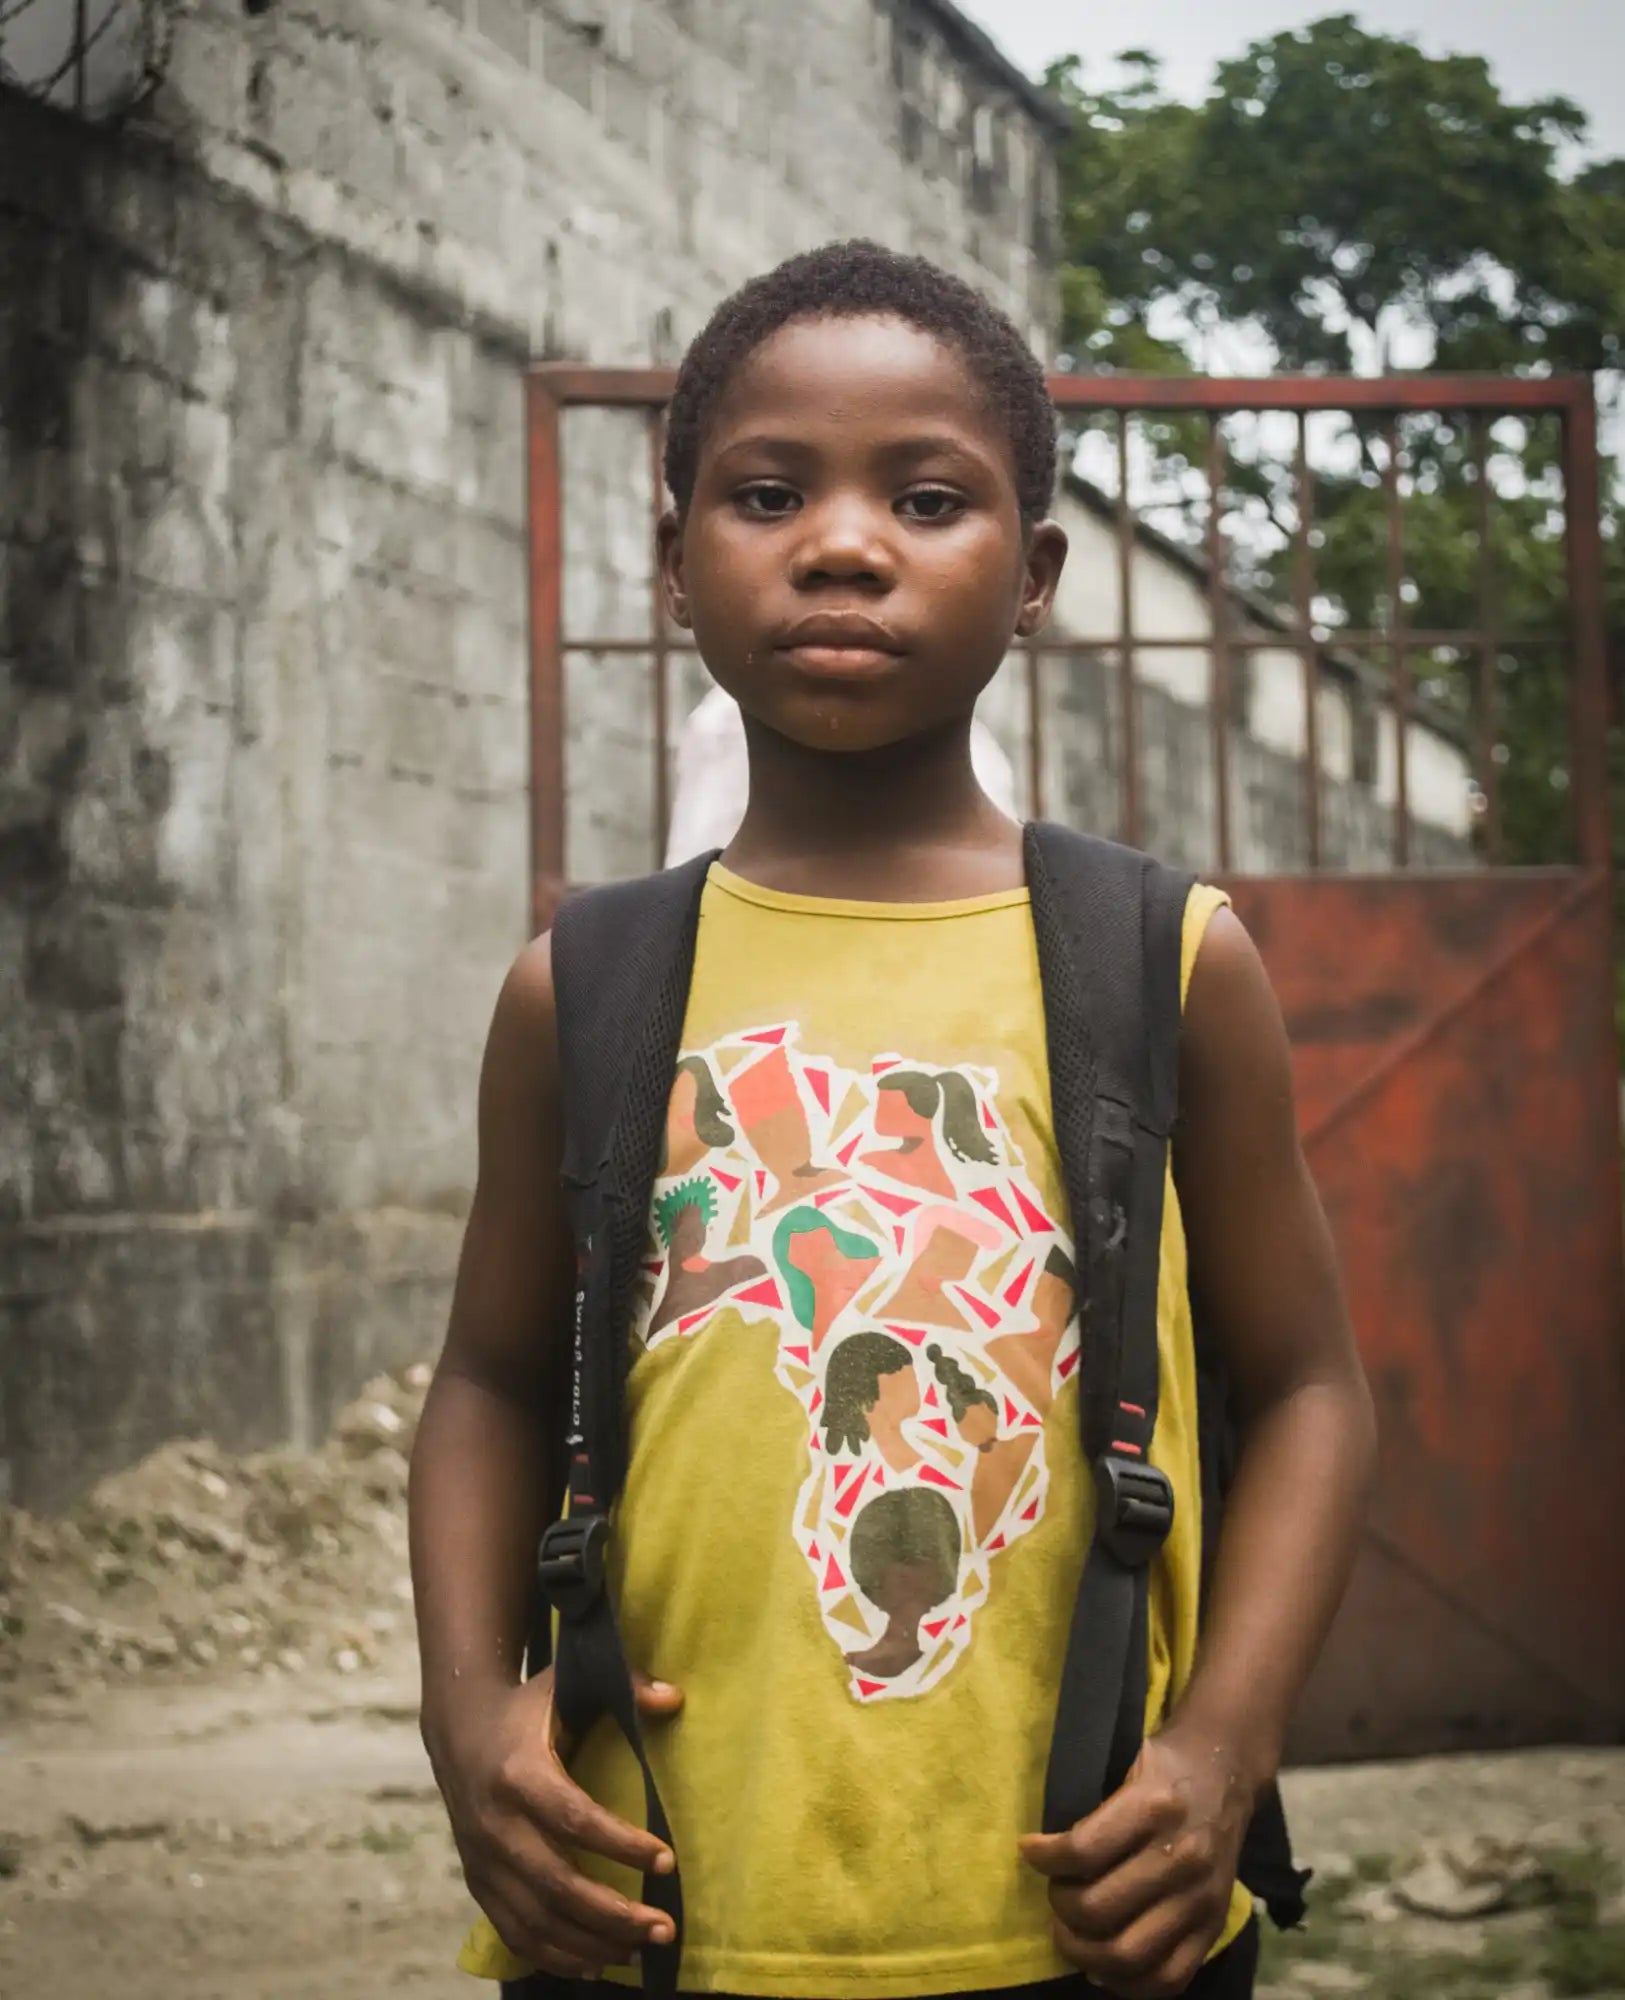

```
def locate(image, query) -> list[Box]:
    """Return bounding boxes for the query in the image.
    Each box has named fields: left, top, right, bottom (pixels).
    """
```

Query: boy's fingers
left=487, top=1832, right=670, bottom=1961
left=1018, top=1831, right=1074, bottom=1876
left=495, top=1814, right=672, bottom=1947
left=529, top=1903, right=636, bottom=1969
left=503, top=1761, right=674, bottom=1878
left=1047, top=1837, right=1204, bottom=1942
left=1064, top=1898, right=1211, bottom=2000
left=482, top=1880, right=608, bottom=1978
left=539, top=1849, right=676, bottom=1946
left=1019, top=1782, right=1184, bottom=1882
left=632, top=1671, right=686, bottom=1717
left=544, top=1853, right=676, bottom=1950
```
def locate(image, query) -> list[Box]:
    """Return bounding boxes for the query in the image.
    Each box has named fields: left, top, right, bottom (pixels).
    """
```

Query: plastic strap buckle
left=536, top=1515, right=609, bottom=1618
left=1093, top=1456, right=1174, bottom=1567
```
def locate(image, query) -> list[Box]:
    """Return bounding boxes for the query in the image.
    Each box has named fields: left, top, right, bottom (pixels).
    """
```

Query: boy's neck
left=723, top=713, right=1025, bottom=903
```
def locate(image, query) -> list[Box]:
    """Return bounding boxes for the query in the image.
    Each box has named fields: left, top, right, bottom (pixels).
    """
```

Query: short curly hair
left=663, top=240, right=1057, bottom=526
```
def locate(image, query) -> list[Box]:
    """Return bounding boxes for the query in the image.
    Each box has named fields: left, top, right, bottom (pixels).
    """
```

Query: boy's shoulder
left=1181, top=906, right=1271, bottom=1053
left=480, top=933, right=560, bottom=1102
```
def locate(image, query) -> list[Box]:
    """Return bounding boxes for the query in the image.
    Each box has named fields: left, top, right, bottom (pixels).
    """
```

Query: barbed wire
left=35, top=0, right=118, bottom=101
left=0, top=0, right=180, bottom=116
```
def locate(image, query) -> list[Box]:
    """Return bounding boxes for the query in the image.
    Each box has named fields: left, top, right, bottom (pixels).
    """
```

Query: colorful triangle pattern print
left=634, top=1025, right=1079, bottom=1701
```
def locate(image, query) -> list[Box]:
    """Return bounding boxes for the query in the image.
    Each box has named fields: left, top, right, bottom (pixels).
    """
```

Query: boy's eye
left=735, top=482, right=801, bottom=519
left=897, top=487, right=965, bottom=523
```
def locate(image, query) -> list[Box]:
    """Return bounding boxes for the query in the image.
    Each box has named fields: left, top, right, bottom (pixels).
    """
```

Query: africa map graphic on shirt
left=631, top=1024, right=1079, bottom=1703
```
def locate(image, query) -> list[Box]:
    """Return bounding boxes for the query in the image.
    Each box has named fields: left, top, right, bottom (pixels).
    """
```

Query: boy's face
left=659, top=314, right=1066, bottom=756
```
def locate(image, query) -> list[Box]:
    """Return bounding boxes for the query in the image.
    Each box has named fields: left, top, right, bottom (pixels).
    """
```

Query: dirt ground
left=2, top=1664, right=1621, bottom=2000
left=3, top=1376, right=1622, bottom=2000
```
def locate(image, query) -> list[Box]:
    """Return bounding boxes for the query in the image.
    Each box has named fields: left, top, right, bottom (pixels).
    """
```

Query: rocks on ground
left=0, top=1366, right=432, bottom=1717
left=1259, top=1807, right=1625, bottom=1999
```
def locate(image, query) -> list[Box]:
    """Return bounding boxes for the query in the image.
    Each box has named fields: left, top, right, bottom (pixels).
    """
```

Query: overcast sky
left=957, top=0, right=1625, bottom=160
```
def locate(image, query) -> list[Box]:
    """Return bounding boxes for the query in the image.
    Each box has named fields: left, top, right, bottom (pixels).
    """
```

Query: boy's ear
left=657, top=509, right=691, bottom=629
left=1014, top=521, right=1067, bottom=639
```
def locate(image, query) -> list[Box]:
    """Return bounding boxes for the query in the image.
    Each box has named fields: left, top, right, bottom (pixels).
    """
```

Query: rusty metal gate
left=524, top=366, right=1625, bottom=1758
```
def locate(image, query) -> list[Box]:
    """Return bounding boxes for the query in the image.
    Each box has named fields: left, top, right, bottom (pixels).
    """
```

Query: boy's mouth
left=772, top=611, right=905, bottom=678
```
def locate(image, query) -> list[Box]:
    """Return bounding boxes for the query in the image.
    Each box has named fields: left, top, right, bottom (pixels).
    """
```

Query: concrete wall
left=0, top=0, right=1063, bottom=1507
left=0, top=106, right=521, bottom=1511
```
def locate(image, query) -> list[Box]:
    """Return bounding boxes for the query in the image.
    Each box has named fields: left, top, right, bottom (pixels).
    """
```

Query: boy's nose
left=788, top=502, right=896, bottom=589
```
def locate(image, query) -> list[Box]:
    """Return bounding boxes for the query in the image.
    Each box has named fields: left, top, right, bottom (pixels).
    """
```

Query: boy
left=409, top=241, right=1375, bottom=2000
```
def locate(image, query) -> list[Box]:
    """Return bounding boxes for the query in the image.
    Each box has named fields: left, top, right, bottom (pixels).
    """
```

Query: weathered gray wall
left=0, top=111, right=522, bottom=1509
left=0, top=0, right=1062, bottom=1506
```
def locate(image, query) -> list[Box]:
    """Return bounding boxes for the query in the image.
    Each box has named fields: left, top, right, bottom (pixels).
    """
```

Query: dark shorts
left=507, top=1918, right=1258, bottom=2000
left=946, top=1917, right=1259, bottom=2000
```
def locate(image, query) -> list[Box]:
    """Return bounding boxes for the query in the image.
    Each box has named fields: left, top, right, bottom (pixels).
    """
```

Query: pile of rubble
left=0, top=1366, right=431, bottom=1713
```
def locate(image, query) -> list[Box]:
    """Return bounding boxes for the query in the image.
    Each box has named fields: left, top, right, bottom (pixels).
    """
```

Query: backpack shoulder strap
left=1024, top=822, right=1191, bottom=1127
left=548, top=847, right=718, bottom=1508
left=1025, top=823, right=1193, bottom=1453
left=1026, top=822, right=1196, bottom=1835
left=551, top=849, right=719, bottom=1198
left=536, top=850, right=718, bottom=2000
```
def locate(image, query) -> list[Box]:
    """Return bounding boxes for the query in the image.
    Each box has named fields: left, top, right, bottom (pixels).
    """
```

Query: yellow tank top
left=462, top=864, right=1250, bottom=1993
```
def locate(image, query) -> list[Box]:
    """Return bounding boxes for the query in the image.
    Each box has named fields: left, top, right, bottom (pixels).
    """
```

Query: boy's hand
left=1018, top=1721, right=1252, bottom=2000
left=428, top=1664, right=685, bottom=1979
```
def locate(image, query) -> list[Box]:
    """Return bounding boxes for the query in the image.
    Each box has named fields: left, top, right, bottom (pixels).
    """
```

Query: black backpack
left=519, top=822, right=1308, bottom=2000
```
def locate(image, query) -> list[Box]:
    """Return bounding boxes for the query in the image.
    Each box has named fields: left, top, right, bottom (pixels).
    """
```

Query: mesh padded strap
left=1024, top=825, right=1151, bottom=1108
left=1024, top=824, right=1193, bottom=1126
left=552, top=850, right=720, bottom=1192
left=1024, top=825, right=1105, bottom=1451
left=551, top=853, right=718, bottom=1499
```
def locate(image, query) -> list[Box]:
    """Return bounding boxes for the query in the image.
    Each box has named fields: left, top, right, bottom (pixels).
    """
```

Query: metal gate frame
left=523, top=367, right=1625, bottom=1756
left=526, top=370, right=1614, bottom=921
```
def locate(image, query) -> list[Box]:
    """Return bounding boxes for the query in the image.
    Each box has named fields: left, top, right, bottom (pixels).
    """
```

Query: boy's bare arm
left=410, top=937, right=571, bottom=1722
left=1168, top=905, right=1376, bottom=1772
left=1023, top=907, right=1375, bottom=1999
left=409, top=938, right=678, bottom=1978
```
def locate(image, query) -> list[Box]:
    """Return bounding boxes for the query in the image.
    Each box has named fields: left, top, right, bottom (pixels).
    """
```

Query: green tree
left=1048, top=16, right=1625, bottom=1000
left=1051, top=17, right=1624, bottom=376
